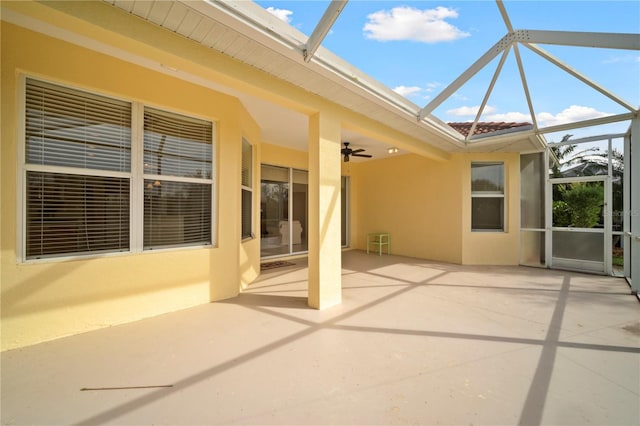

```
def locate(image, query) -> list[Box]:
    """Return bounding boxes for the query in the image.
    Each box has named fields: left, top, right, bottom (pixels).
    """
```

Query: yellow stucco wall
left=261, top=143, right=309, bottom=171
left=349, top=151, right=521, bottom=265
left=460, top=152, right=521, bottom=265
left=349, top=154, right=463, bottom=264
left=0, top=23, right=257, bottom=350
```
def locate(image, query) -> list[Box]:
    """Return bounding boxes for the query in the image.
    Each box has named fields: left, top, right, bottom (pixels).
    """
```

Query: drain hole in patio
left=260, top=260, right=295, bottom=271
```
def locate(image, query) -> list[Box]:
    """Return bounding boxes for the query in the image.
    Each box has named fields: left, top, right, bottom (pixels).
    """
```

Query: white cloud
left=603, top=54, right=640, bottom=64
left=452, top=93, right=469, bottom=102
left=536, top=105, right=612, bottom=127
left=446, top=105, right=497, bottom=117
left=424, top=82, right=442, bottom=93
left=266, top=6, right=293, bottom=23
left=445, top=104, right=612, bottom=125
left=363, top=6, right=470, bottom=43
left=393, top=83, right=442, bottom=101
left=484, top=111, right=532, bottom=122
left=393, top=85, right=423, bottom=97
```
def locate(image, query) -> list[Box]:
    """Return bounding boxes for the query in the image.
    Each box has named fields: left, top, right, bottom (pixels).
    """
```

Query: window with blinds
left=241, top=138, right=253, bottom=240
left=143, top=107, right=213, bottom=249
left=24, top=78, right=131, bottom=259
left=22, top=78, right=217, bottom=259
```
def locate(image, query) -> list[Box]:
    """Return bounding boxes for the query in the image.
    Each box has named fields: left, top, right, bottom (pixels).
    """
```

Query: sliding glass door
left=260, top=165, right=308, bottom=258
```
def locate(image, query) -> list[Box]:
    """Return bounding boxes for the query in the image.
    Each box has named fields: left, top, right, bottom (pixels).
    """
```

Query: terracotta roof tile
left=447, top=121, right=532, bottom=137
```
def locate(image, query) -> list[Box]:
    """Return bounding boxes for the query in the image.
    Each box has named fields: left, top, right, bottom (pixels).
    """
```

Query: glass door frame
left=546, top=175, right=611, bottom=275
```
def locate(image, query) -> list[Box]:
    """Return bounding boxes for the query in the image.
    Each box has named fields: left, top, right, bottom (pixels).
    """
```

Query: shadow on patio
left=2, top=250, right=638, bottom=425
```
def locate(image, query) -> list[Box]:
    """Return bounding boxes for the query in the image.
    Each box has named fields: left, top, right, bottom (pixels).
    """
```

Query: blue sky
left=255, top=1, right=640, bottom=141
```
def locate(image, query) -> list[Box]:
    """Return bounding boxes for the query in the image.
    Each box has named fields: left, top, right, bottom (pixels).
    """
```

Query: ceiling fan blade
left=352, top=153, right=373, bottom=158
left=351, top=148, right=365, bottom=154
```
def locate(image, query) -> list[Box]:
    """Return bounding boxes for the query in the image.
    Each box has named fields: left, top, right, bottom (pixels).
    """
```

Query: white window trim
left=16, top=74, right=27, bottom=263
left=18, top=75, right=218, bottom=263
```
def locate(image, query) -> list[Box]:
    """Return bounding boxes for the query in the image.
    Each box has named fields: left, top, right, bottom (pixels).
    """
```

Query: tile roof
left=448, top=122, right=532, bottom=137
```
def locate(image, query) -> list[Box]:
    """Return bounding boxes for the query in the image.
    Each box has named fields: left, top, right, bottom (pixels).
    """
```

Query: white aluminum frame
left=304, top=0, right=348, bottom=63
left=418, top=1, right=640, bottom=144
left=547, top=176, right=610, bottom=275
left=629, top=118, right=639, bottom=293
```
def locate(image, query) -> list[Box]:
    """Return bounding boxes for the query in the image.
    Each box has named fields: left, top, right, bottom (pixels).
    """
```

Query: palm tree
left=549, top=134, right=602, bottom=178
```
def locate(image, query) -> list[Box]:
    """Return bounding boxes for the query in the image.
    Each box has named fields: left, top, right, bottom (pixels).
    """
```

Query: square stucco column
left=308, top=111, right=342, bottom=309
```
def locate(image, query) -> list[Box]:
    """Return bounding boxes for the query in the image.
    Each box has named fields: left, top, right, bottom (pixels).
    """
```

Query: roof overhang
left=1, top=0, right=558, bottom=157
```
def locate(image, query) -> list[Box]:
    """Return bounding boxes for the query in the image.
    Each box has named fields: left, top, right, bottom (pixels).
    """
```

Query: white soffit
left=106, top=0, right=465, bottom=151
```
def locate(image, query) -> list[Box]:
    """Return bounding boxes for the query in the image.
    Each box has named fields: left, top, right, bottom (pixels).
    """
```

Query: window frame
left=18, top=75, right=217, bottom=262
left=260, top=164, right=309, bottom=258
left=471, top=161, right=506, bottom=232
left=241, top=137, right=254, bottom=241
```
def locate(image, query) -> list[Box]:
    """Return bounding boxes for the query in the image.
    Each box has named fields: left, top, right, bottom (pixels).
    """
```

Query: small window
left=241, top=138, right=253, bottom=240
left=471, top=162, right=505, bottom=231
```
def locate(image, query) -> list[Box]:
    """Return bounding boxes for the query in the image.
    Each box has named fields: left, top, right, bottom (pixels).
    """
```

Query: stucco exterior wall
left=0, top=23, right=257, bottom=350
left=459, top=152, right=521, bottom=265
left=261, top=143, right=309, bottom=171
left=349, top=154, right=463, bottom=264
left=348, top=151, right=521, bottom=266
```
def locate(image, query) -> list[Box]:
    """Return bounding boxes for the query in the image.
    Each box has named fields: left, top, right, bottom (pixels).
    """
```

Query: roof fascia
left=461, top=131, right=540, bottom=153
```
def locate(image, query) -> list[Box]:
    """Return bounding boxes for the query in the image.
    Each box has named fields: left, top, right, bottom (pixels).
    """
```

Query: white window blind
left=144, top=107, right=212, bottom=179
left=241, top=138, right=253, bottom=239
left=143, top=107, right=213, bottom=249
left=26, top=172, right=130, bottom=257
left=25, top=78, right=131, bottom=172
left=24, top=78, right=131, bottom=259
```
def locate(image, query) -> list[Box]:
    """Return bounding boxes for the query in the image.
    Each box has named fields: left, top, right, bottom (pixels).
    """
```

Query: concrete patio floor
left=2, top=250, right=639, bottom=425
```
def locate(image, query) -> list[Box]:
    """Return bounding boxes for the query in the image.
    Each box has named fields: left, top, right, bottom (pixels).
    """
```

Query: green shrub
left=562, top=183, right=604, bottom=228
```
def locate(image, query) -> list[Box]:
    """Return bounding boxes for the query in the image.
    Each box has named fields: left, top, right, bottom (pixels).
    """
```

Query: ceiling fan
left=341, top=142, right=372, bottom=162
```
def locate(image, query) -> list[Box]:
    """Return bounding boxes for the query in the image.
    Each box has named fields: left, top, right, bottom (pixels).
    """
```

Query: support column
left=308, top=111, right=342, bottom=309
left=630, top=117, right=639, bottom=294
